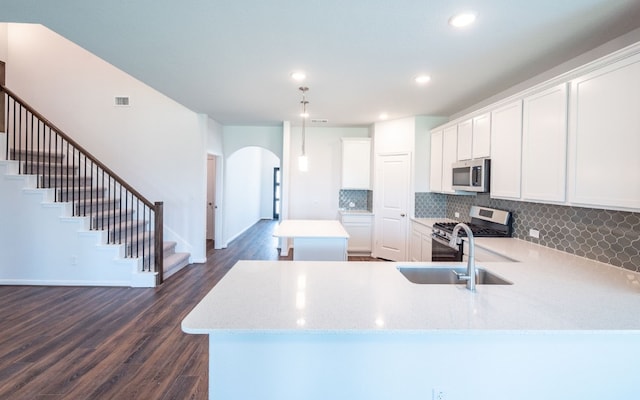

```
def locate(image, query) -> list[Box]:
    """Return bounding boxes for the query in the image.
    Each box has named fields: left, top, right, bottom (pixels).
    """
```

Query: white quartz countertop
left=182, top=235, right=640, bottom=334
left=272, top=219, right=349, bottom=238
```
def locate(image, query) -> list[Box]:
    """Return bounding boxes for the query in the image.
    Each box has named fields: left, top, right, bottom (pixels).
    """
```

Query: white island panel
left=273, top=220, right=349, bottom=261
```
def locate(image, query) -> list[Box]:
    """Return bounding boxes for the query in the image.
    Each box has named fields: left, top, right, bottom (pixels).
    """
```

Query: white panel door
left=374, top=153, right=410, bottom=261
left=522, top=83, right=568, bottom=203
left=490, top=100, right=523, bottom=199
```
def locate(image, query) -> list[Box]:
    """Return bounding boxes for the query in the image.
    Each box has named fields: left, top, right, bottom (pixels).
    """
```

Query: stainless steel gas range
left=431, top=206, right=512, bottom=262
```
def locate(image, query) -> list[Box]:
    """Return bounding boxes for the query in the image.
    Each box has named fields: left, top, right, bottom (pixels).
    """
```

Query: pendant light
left=298, top=86, right=309, bottom=172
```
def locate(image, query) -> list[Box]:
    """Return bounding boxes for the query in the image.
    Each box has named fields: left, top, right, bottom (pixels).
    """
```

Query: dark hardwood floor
left=0, top=219, right=381, bottom=399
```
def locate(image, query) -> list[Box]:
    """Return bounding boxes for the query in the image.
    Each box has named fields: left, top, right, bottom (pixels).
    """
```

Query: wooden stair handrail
left=1, top=84, right=156, bottom=210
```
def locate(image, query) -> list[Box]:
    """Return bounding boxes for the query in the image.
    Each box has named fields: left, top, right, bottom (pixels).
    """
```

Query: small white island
left=182, top=238, right=640, bottom=399
left=272, top=219, right=349, bottom=261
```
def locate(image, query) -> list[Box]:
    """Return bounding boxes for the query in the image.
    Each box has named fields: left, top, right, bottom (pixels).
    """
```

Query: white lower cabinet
left=410, top=221, right=432, bottom=262
left=463, top=241, right=515, bottom=263
left=340, top=212, right=373, bottom=253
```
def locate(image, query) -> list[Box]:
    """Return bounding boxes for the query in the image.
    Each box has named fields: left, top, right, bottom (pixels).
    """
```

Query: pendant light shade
left=298, top=86, right=309, bottom=172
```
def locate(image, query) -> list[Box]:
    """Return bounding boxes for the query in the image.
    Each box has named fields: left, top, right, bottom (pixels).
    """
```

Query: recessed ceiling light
left=290, top=71, right=307, bottom=81
left=414, top=75, right=431, bottom=85
left=379, top=113, right=389, bottom=120
left=449, top=12, right=476, bottom=28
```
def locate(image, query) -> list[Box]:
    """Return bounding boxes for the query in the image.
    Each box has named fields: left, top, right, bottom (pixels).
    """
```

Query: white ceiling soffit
left=2, top=0, right=640, bottom=126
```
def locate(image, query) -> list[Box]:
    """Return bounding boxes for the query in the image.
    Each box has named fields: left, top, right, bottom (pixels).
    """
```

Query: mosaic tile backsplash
left=419, top=193, right=640, bottom=272
left=339, top=190, right=372, bottom=211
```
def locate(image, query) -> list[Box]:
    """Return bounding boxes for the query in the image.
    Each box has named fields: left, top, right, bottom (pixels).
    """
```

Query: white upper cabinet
left=456, top=113, right=490, bottom=161
left=490, top=100, right=523, bottom=200
left=456, top=119, right=473, bottom=160
left=472, top=113, right=491, bottom=159
left=567, top=53, right=640, bottom=211
left=521, top=83, right=568, bottom=203
left=429, top=130, right=443, bottom=192
left=341, top=138, right=371, bottom=189
left=441, top=125, right=458, bottom=193
left=430, top=125, right=457, bottom=193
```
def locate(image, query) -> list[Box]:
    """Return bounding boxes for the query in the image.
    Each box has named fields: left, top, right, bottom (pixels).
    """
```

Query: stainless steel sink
left=397, top=266, right=512, bottom=285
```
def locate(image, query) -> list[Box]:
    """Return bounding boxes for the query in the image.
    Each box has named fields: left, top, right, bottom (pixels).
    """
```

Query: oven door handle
left=432, top=234, right=455, bottom=247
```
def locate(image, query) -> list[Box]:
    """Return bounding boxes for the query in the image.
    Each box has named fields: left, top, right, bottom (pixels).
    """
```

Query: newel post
left=154, top=201, right=164, bottom=285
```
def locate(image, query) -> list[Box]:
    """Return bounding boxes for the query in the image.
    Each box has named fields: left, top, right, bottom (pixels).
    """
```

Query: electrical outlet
left=71, top=255, right=78, bottom=265
left=454, top=212, right=460, bottom=218
left=529, top=228, right=540, bottom=239
left=432, top=388, right=446, bottom=400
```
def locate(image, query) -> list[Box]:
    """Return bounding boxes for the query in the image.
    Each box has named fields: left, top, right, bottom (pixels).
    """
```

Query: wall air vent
left=311, top=119, right=328, bottom=123
left=114, top=96, right=130, bottom=106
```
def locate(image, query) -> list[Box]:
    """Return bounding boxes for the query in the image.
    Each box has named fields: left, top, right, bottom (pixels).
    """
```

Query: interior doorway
left=206, top=154, right=221, bottom=245
left=373, top=153, right=410, bottom=261
left=273, top=167, right=281, bottom=219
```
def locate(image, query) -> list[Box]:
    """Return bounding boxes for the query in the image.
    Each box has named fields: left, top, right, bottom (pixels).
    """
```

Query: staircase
left=1, top=85, right=190, bottom=287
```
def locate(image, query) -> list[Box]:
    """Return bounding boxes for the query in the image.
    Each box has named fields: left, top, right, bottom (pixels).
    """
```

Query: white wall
left=0, top=163, right=152, bottom=287
left=288, top=126, right=369, bottom=220
left=0, top=23, right=7, bottom=62
left=223, top=146, right=279, bottom=244
left=451, top=26, right=640, bottom=120
left=223, top=125, right=283, bottom=160
left=206, top=117, right=224, bottom=156
left=5, top=23, right=207, bottom=262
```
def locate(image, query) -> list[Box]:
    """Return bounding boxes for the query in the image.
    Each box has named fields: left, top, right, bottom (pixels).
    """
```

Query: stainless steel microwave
left=452, top=158, right=490, bottom=192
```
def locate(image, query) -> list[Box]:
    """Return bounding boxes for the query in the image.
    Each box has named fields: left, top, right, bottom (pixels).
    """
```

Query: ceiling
left=2, top=0, right=640, bottom=127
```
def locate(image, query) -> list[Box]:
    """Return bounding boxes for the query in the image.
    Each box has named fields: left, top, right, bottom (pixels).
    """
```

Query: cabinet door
left=522, top=83, right=568, bottom=203
left=410, top=228, right=422, bottom=261
left=568, top=54, right=640, bottom=210
left=442, top=125, right=458, bottom=193
left=472, top=113, right=491, bottom=159
left=429, top=130, right=443, bottom=192
left=342, top=214, right=373, bottom=252
left=457, top=119, right=473, bottom=161
left=490, top=101, right=523, bottom=199
left=420, top=234, right=432, bottom=262
left=341, top=138, right=371, bottom=189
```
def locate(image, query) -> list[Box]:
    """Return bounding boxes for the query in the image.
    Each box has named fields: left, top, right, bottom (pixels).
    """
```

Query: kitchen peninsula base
left=182, top=258, right=640, bottom=399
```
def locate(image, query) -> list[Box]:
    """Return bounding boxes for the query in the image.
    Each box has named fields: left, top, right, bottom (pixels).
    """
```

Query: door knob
left=400, top=213, right=406, bottom=217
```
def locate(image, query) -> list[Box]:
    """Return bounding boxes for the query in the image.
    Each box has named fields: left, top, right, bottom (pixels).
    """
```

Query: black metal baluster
left=124, top=190, right=129, bottom=256
left=101, top=169, right=106, bottom=240
left=16, top=105, right=22, bottom=172
left=136, top=198, right=140, bottom=262
left=37, top=119, right=41, bottom=182
left=82, top=154, right=87, bottom=217
left=143, top=205, right=148, bottom=271
left=118, top=185, right=123, bottom=244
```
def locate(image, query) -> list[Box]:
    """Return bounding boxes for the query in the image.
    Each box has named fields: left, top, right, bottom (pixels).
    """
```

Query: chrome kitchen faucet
left=449, top=223, right=477, bottom=291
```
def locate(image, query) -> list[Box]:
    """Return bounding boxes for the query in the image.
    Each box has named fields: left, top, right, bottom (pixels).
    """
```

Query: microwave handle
left=471, top=166, right=480, bottom=186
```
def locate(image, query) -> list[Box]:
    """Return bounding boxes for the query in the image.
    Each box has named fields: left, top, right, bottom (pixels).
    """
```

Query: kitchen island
left=272, top=219, right=349, bottom=261
left=182, top=239, right=640, bottom=399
